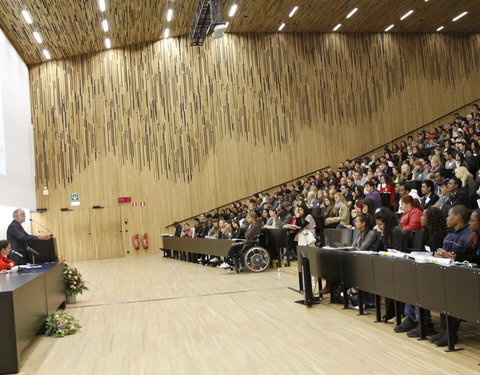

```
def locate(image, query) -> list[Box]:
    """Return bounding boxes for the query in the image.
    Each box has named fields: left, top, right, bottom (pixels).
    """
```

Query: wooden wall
left=29, top=32, right=480, bottom=260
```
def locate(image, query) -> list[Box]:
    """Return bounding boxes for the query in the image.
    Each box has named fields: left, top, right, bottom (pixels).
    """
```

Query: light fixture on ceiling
left=289, top=6, right=299, bottom=18
left=346, top=8, right=358, bottom=19
left=452, top=12, right=468, bottom=22
left=229, top=4, right=238, bottom=17
left=33, top=31, right=43, bottom=44
left=385, top=24, right=395, bottom=32
left=42, top=49, right=51, bottom=60
left=105, top=38, right=111, bottom=49
left=400, top=10, right=414, bottom=20
left=436, top=26, right=444, bottom=31
left=333, top=24, right=342, bottom=31
left=21, top=10, right=33, bottom=24
left=164, top=28, right=170, bottom=38
left=278, top=23, right=285, bottom=31
left=102, top=19, right=109, bottom=32
left=98, top=0, right=106, bottom=12
left=167, top=9, right=173, bottom=22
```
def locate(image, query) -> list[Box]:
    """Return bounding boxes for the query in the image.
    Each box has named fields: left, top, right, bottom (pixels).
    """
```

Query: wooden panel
left=28, top=33, right=480, bottom=260
left=56, top=210, right=93, bottom=262
left=0, top=0, right=479, bottom=65
left=91, top=207, right=123, bottom=259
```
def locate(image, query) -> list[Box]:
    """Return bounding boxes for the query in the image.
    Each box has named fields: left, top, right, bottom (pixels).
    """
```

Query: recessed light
left=167, top=9, right=173, bottom=22
left=42, top=49, right=51, bottom=60
left=102, top=19, right=109, bottom=32
left=385, top=24, right=395, bottom=32
left=289, top=6, right=299, bottom=18
left=452, top=12, right=468, bottom=22
left=98, top=0, right=106, bottom=12
left=346, top=8, right=358, bottom=19
left=164, top=28, right=170, bottom=38
left=278, top=23, right=285, bottom=31
left=436, top=26, right=444, bottom=32
left=105, top=38, right=111, bottom=49
left=21, top=10, right=33, bottom=24
left=333, top=24, right=342, bottom=31
left=33, top=31, right=42, bottom=44
left=229, top=4, right=238, bottom=17
left=400, top=10, right=414, bottom=20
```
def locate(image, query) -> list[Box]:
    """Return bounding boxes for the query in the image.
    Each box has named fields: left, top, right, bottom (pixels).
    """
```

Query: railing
left=167, top=98, right=480, bottom=228
left=165, top=165, right=331, bottom=228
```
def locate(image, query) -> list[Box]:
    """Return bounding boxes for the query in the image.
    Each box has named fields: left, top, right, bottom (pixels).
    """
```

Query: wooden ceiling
left=0, top=0, right=478, bottom=65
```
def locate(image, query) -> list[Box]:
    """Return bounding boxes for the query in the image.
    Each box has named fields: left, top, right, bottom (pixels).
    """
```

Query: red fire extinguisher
left=132, top=234, right=140, bottom=250
left=142, top=234, right=149, bottom=249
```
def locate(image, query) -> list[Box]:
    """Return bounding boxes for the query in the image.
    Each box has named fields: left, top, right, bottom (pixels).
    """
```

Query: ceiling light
left=102, top=19, right=109, bottom=32
left=21, top=10, right=33, bottom=24
left=436, top=26, right=444, bottom=32
left=42, top=49, right=51, bottom=60
left=33, top=32, right=42, bottom=44
left=164, top=28, right=170, bottom=38
left=278, top=23, right=285, bottom=31
left=400, top=10, right=414, bottom=20
left=289, top=6, right=299, bottom=18
left=229, top=4, right=238, bottom=17
left=98, top=0, right=106, bottom=12
left=452, top=12, right=468, bottom=22
left=333, top=24, right=342, bottom=31
left=105, top=38, right=111, bottom=49
left=385, top=24, right=395, bottom=32
left=167, top=9, right=173, bottom=22
left=346, top=8, right=358, bottom=19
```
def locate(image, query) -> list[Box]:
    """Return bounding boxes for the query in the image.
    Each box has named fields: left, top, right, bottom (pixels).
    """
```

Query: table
left=0, top=263, right=65, bottom=374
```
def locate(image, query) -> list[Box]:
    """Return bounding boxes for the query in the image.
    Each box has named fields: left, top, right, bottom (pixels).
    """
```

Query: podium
left=28, top=238, right=58, bottom=263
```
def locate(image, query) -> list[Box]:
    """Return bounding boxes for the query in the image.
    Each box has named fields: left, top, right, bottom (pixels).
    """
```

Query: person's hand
left=435, top=248, right=447, bottom=258
left=38, top=235, right=51, bottom=240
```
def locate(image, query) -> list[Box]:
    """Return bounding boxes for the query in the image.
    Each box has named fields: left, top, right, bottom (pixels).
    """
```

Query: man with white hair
left=6, top=209, right=50, bottom=265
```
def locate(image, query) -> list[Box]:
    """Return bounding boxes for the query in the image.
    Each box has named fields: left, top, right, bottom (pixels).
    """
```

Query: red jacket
left=379, top=184, right=396, bottom=207
left=400, top=207, right=423, bottom=231
left=0, top=256, right=15, bottom=271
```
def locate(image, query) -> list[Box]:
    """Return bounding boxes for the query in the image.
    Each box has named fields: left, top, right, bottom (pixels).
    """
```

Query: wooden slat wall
left=29, top=33, right=480, bottom=260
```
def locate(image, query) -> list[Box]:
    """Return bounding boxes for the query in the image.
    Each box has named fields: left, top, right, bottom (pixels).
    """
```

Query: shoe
left=319, top=286, right=330, bottom=295
left=217, top=262, right=231, bottom=269
left=209, top=257, right=219, bottom=263
left=429, top=329, right=445, bottom=342
left=394, top=317, right=417, bottom=333
left=407, top=324, right=435, bottom=338
left=197, top=258, right=203, bottom=263
left=434, top=333, right=457, bottom=347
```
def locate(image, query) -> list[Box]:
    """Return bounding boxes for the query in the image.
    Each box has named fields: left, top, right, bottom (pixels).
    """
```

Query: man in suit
left=444, top=177, right=470, bottom=211
left=421, top=180, right=439, bottom=210
left=6, top=209, right=50, bottom=265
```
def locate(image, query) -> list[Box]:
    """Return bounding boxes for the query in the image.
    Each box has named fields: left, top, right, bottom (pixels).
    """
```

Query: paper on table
left=379, top=251, right=409, bottom=259
left=424, top=246, right=431, bottom=252
left=430, top=257, right=454, bottom=267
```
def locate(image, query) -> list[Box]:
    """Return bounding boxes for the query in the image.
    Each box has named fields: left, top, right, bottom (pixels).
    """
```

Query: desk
left=0, top=263, right=65, bottom=374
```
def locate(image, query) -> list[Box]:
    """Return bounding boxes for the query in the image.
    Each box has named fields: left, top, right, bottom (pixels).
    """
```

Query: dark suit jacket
left=421, top=193, right=439, bottom=210
left=6, top=220, right=37, bottom=252
left=445, top=188, right=470, bottom=210
left=245, top=223, right=262, bottom=241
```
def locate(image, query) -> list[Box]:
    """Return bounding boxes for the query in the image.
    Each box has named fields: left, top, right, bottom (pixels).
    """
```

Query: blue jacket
left=443, top=225, right=472, bottom=255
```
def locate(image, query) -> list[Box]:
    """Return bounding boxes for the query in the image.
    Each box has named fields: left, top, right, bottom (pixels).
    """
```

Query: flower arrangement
left=44, top=310, right=81, bottom=338
left=64, top=263, right=88, bottom=297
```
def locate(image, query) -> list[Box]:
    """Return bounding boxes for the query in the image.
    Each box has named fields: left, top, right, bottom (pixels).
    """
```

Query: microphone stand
left=29, top=218, right=54, bottom=237
left=27, top=246, right=40, bottom=266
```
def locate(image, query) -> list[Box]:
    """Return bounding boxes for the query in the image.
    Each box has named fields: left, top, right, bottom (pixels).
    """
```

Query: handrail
left=167, top=98, right=479, bottom=228
left=165, top=165, right=331, bottom=227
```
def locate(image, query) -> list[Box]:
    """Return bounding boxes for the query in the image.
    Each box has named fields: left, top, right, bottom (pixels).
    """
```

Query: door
left=91, top=207, right=124, bottom=259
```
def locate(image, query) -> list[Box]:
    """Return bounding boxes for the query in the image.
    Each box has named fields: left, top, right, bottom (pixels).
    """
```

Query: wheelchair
left=231, top=239, right=271, bottom=274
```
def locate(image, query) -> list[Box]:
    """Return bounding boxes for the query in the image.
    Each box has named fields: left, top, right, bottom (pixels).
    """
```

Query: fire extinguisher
left=142, top=234, right=149, bottom=249
left=132, top=234, right=140, bottom=250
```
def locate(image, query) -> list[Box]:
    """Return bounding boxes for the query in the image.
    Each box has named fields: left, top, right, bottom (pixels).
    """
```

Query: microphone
left=27, top=246, right=40, bottom=255
left=29, top=218, right=54, bottom=237
left=11, top=250, right=24, bottom=258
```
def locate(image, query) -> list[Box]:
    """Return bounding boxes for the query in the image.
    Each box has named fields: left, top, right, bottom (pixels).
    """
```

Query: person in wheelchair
left=218, top=212, right=269, bottom=272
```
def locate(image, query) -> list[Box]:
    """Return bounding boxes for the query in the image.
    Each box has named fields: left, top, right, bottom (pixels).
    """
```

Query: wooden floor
left=18, top=254, right=480, bottom=375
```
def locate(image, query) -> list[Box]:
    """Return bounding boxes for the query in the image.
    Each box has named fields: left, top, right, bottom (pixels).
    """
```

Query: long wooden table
left=0, top=263, right=65, bottom=374
left=297, top=246, right=480, bottom=351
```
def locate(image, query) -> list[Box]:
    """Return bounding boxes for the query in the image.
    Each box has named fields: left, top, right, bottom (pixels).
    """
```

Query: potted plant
left=45, top=309, right=81, bottom=337
left=64, top=263, right=88, bottom=304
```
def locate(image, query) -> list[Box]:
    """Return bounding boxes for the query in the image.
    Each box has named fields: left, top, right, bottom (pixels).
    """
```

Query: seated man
left=218, top=212, right=262, bottom=270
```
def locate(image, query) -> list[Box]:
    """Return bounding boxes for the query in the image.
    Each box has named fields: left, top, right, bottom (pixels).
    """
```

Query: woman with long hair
left=454, top=166, right=477, bottom=204
left=325, top=193, right=350, bottom=229
left=375, top=208, right=406, bottom=252
left=379, top=174, right=396, bottom=207
left=352, top=214, right=378, bottom=250
left=362, top=198, right=377, bottom=226
left=399, top=195, right=423, bottom=231
left=420, top=207, right=447, bottom=252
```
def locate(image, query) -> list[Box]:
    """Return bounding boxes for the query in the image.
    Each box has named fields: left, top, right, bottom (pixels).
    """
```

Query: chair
left=232, top=234, right=271, bottom=273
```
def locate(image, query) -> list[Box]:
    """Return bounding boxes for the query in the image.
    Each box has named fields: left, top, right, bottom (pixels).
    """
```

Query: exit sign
left=118, top=197, right=132, bottom=203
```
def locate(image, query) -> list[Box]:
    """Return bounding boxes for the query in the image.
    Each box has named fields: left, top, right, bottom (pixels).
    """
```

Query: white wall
left=0, top=29, right=36, bottom=238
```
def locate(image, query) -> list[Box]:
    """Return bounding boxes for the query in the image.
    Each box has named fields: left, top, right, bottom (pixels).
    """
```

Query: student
left=352, top=214, right=377, bottom=250
left=375, top=208, right=407, bottom=252
left=399, top=195, right=423, bottom=231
